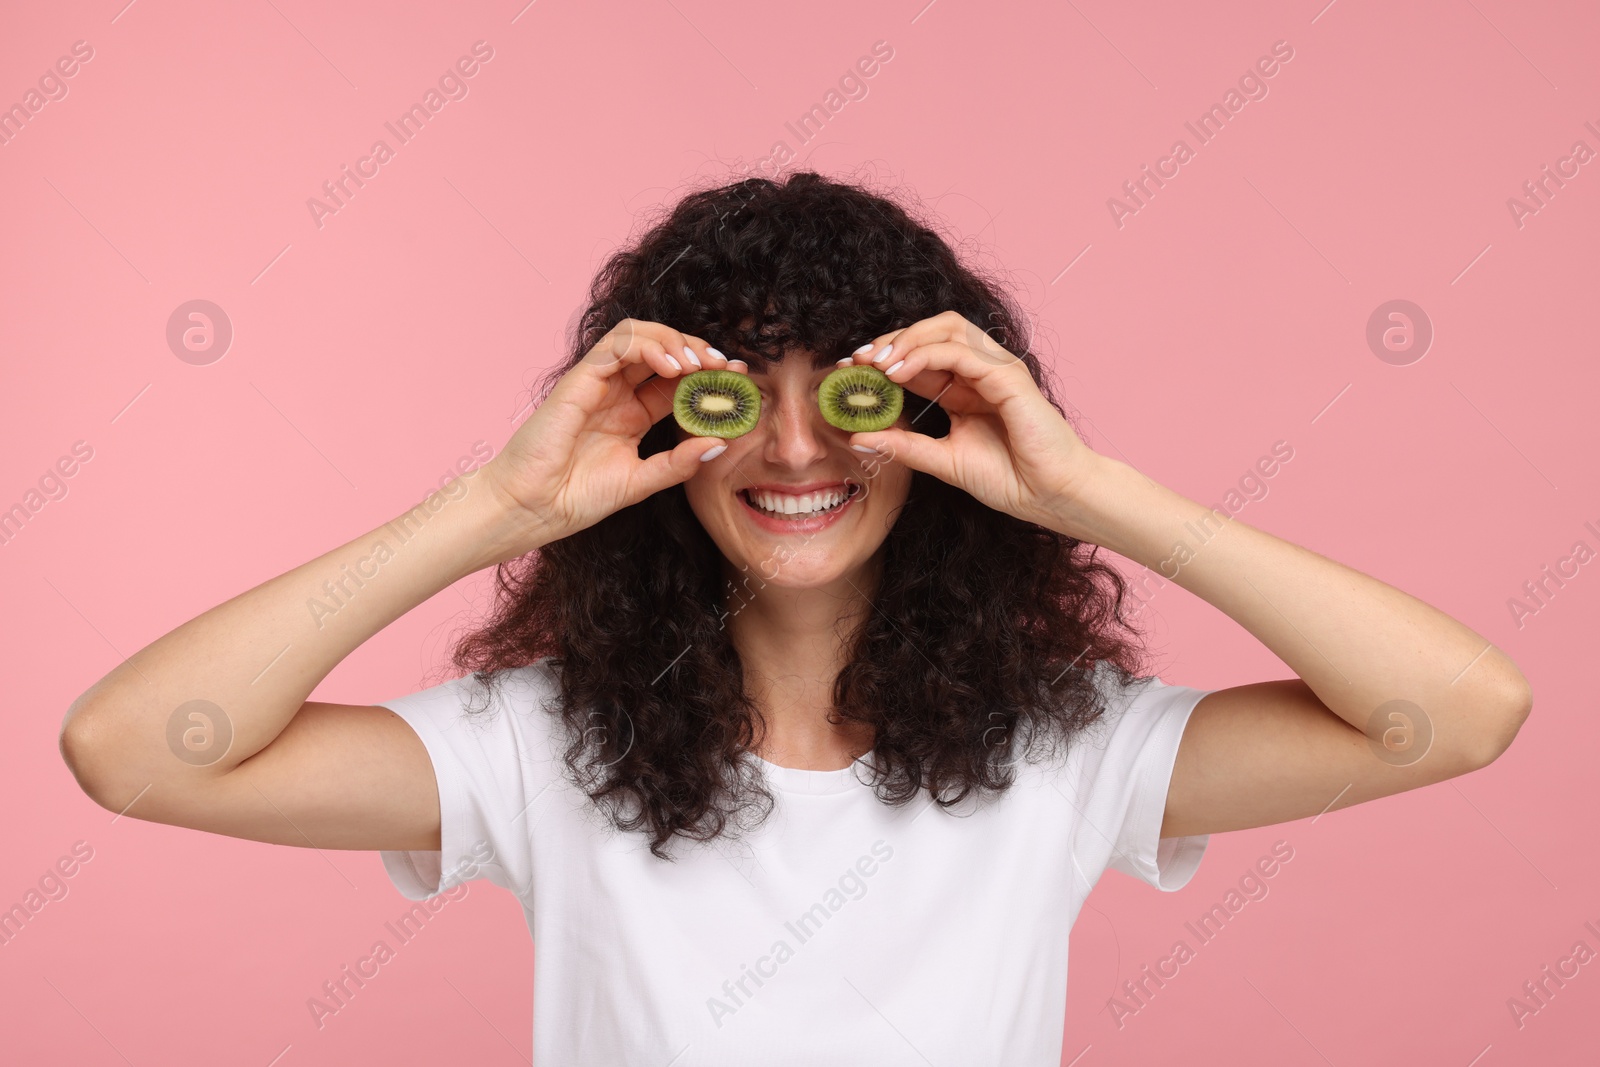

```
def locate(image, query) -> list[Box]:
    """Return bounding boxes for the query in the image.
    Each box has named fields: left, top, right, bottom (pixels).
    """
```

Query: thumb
left=628, top=436, right=728, bottom=500
left=849, top=428, right=953, bottom=482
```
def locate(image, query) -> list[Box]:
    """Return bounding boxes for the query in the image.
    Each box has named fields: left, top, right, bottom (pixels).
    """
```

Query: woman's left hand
left=843, top=311, right=1105, bottom=534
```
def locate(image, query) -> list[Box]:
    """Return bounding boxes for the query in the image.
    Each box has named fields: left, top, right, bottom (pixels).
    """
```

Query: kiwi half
left=817, top=365, right=904, bottom=433
left=673, top=369, right=761, bottom=438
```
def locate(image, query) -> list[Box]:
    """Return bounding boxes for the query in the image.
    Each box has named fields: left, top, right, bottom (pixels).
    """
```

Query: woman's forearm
left=1052, top=455, right=1531, bottom=761
left=63, top=471, right=538, bottom=797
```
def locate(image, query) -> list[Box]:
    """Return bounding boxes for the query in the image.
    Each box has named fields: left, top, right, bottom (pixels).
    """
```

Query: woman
left=61, top=172, right=1530, bottom=1064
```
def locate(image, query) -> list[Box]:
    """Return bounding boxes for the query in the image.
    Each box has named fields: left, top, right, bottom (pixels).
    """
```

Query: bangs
left=597, top=173, right=961, bottom=373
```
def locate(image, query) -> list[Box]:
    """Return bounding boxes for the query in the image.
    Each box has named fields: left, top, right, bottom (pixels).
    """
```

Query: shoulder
left=1043, top=661, right=1215, bottom=890
left=1078, top=661, right=1173, bottom=742
left=377, top=659, right=567, bottom=900
left=383, top=658, right=562, bottom=715
left=1041, top=660, right=1212, bottom=791
left=377, top=658, right=567, bottom=766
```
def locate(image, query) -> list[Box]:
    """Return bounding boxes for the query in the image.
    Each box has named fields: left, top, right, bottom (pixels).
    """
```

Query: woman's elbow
left=1459, top=670, right=1533, bottom=771
left=59, top=695, right=126, bottom=813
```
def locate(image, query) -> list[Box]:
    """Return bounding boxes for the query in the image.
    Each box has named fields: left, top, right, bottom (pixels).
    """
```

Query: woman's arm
left=836, top=310, right=1531, bottom=838
left=59, top=320, right=730, bottom=852
left=59, top=476, right=542, bottom=851
left=1054, top=454, right=1531, bottom=837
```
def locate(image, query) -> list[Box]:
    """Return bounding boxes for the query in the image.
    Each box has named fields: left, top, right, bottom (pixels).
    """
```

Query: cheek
left=681, top=443, right=755, bottom=526
left=862, top=463, right=913, bottom=512
left=682, top=471, right=720, bottom=520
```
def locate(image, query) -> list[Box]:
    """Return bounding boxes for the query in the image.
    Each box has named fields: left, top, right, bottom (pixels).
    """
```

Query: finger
left=580, top=330, right=674, bottom=388
left=849, top=330, right=911, bottom=369
left=678, top=332, right=720, bottom=371
left=880, top=339, right=1033, bottom=408
left=848, top=310, right=972, bottom=369
left=615, top=326, right=724, bottom=382
left=634, top=343, right=739, bottom=424
left=584, top=319, right=691, bottom=382
left=848, top=427, right=956, bottom=484
left=550, top=343, right=675, bottom=423
left=636, top=374, right=679, bottom=425
left=629, top=435, right=728, bottom=500
left=852, top=311, right=1024, bottom=375
left=642, top=325, right=714, bottom=377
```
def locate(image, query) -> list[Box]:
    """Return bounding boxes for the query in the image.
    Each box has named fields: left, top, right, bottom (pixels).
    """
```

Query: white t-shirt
left=379, top=659, right=1212, bottom=1065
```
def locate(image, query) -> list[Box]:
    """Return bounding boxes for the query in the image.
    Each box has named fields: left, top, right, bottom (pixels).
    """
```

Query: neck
left=724, top=559, right=878, bottom=771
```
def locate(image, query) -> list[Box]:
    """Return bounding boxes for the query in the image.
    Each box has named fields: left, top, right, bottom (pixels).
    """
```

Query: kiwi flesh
left=817, top=365, right=903, bottom=433
left=673, top=369, right=761, bottom=438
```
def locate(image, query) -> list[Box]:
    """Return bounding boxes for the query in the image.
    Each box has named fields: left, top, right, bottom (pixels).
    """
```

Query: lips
left=737, top=481, right=860, bottom=533
left=743, top=485, right=852, bottom=516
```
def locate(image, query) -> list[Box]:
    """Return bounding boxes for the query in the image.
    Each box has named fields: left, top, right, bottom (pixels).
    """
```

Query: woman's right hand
left=479, top=319, right=741, bottom=556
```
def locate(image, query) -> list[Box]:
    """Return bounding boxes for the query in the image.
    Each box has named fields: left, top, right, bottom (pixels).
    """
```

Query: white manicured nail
left=837, top=357, right=853, bottom=366
left=854, top=342, right=875, bottom=355
left=664, top=353, right=682, bottom=372
left=851, top=444, right=880, bottom=453
left=884, top=360, right=905, bottom=376
left=872, top=344, right=894, bottom=364
left=684, top=346, right=701, bottom=368
left=706, top=346, right=725, bottom=360
left=727, top=359, right=748, bottom=371
left=700, top=443, right=727, bottom=461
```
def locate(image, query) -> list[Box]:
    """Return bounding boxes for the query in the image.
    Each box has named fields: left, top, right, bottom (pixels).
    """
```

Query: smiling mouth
left=739, top=483, right=860, bottom=520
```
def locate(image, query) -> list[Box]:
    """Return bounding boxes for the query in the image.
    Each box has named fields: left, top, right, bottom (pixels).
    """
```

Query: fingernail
left=664, top=354, right=682, bottom=372
left=884, top=360, right=905, bottom=376
left=837, top=357, right=853, bottom=366
left=854, top=342, right=875, bottom=355
left=706, top=346, right=725, bottom=360
left=872, top=344, right=894, bottom=364
left=851, top=444, right=880, bottom=454
left=727, top=359, right=748, bottom=371
left=683, top=346, right=701, bottom=369
left=700, top=443, right=727, bottom=462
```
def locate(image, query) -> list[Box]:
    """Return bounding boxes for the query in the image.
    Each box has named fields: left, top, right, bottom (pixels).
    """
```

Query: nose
left=762, top=383, right=830, bottom=472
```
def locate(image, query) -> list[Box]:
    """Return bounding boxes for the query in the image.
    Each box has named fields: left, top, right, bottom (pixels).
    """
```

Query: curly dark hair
left=451, top=169, right=1151, bottom=858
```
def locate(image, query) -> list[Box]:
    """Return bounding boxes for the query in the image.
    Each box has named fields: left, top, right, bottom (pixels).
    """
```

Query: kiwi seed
left=817, top=364, right=903, bottom=433
left=673, top=369, right=761, bottom=438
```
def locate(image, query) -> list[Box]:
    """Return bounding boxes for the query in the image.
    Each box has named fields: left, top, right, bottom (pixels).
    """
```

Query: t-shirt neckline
left=751, top=751, right=875, bottom=795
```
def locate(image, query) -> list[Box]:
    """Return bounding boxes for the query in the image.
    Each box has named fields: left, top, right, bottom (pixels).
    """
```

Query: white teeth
left=746, top=487, right=851, bottom=519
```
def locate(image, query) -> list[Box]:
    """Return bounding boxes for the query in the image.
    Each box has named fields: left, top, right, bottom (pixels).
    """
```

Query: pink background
left=3, top=0, right=1596, bottom=1063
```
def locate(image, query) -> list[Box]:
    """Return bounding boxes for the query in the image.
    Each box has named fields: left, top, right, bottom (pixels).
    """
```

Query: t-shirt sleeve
left=376, top=666, right=556, bottom=902
left=1065, top=664, right=1214, bottom=892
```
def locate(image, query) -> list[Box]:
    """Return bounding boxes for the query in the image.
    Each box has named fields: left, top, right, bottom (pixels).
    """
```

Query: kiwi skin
left=673, top=369, right=761, bottom=439
left=817, top=365, right=904, bottom=433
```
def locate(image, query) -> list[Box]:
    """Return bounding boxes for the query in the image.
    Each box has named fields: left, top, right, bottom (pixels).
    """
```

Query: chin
left=738, top=548, right=867, bottom=590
